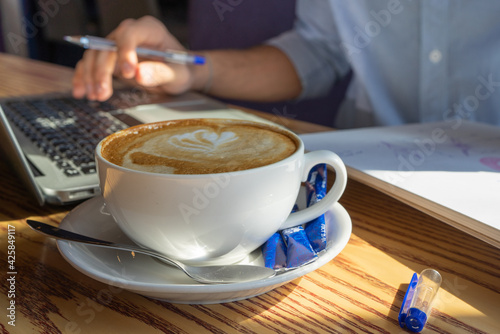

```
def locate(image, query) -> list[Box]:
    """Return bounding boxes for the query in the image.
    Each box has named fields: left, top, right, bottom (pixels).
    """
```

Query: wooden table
left=1, top=53, right=499, bottom=333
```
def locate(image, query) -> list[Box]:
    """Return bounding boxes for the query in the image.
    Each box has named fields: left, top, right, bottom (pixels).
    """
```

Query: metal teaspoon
left=26, top=219, right=276, bottom=284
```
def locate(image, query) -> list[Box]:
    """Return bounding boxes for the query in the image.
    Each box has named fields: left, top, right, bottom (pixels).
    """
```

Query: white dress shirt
left=268, top=0, right=500, bottom=128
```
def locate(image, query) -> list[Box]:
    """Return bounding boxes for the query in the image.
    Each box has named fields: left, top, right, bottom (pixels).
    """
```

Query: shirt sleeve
left=266, top=0, right=350, bottom=100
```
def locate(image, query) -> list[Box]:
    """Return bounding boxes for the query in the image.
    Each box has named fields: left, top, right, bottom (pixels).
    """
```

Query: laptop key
left=63, top=168, right=80, bottom=177
left=57, top=161, right=72, bottom=169
left=81, top=165, right=97, bottom=174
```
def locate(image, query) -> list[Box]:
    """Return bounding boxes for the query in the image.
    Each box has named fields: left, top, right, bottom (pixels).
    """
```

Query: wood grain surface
left=0, top=53, right=499, bottom=334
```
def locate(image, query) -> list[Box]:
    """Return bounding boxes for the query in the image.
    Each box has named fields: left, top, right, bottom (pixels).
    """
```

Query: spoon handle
left=27, top=219, right=115, bottom=245
left=27, top=219, right=278, bottom=284
left=26, top=219, right=182, bottom=270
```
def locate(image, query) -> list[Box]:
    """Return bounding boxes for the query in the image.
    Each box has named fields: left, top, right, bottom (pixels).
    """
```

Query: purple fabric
left=187, top=0, right=350, bottom=126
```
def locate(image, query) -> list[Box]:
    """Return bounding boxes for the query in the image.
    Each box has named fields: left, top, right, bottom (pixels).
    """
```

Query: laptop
left=0, top=87, right=268, bottom=206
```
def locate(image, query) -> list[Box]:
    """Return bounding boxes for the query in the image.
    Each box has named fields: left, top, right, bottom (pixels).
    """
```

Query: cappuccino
left=100, top=119, right=298, bottom=174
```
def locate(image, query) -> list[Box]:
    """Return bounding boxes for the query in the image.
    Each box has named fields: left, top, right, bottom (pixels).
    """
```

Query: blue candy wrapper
left=262, top=204, right=318, bottom=270
left=282, top=205, right=318, bottom=268
left=262, top=232, right=287, bottom=270
left=306, top=163, right=327, bottom=205
left=304, top=214, right=327, bottom=253
left=282, top=226, right=318, bottom=268
left=261, top=205, right=299, bottom=270
left=304, top=164, right=328, bottom=252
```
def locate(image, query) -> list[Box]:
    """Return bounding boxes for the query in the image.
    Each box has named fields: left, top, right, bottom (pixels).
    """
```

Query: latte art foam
left=101, top=119, right=299, bottom=174
left=168, top=129, right=238, bottom=152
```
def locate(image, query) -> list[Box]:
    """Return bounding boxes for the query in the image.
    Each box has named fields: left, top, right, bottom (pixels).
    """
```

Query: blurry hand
left=72, top=16, right=195, bottom=101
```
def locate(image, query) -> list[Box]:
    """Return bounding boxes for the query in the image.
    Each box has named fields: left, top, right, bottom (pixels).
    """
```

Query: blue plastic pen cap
left=405, top=307, right=427, bottom=332
left=193, top=56, right=206, bottom=65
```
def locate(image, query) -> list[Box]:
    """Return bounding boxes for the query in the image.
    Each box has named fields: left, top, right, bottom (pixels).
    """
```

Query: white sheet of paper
left=300, top=120, right=500, bottom=247
left=124, top=104, right=275, bottom=125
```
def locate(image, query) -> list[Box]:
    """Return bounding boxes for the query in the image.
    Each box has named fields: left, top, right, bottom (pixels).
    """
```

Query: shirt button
left=429, top=49, right=442, bottom=63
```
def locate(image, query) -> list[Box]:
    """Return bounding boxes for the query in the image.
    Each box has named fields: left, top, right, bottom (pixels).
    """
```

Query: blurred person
left=72, top=1, right=500, bottom=128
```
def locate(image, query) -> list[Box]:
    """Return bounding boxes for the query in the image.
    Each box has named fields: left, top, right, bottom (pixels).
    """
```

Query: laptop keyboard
left=2, top=97, right=128, bottom=177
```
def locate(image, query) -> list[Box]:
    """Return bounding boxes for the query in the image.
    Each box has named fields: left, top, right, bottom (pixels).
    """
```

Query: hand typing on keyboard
left=72, top=16, right=194, bottom=101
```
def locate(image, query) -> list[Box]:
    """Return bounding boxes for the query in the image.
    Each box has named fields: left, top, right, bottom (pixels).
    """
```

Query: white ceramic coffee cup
left=96, top=119, right=347, bottom=266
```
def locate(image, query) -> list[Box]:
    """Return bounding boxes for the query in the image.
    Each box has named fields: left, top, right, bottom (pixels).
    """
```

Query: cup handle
left=279, top=150, right=347, bottom=230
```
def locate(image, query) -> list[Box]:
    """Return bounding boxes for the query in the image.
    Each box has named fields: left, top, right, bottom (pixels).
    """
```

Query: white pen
left=63, top=35, right=205, bottom=65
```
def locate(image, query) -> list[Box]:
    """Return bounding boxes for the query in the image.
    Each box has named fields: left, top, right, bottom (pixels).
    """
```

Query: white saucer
left=57, top=196, right=352, bottom=304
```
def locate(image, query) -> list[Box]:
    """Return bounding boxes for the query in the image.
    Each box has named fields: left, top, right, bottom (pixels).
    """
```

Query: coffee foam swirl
left=101, top=119, right=298, bottom=175
left=168, top=129, right=238, bottom=152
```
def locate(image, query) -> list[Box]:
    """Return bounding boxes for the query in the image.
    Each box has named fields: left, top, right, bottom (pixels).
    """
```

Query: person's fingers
left=93, top=50, right=117, bottom=101
left=135, top=62, right=174, bottom=86
left=109, top=18, right=140, bottom=79
left=113, top=16, right=182, bottom=79
left=72, top=60, right=87, bottom=99
left=80, top=50, right=98, bottom=100
left=72, top=16, right=190, bottom=100
left=135, top=61, right=192, bottom=95
left=75, top=48, right=117, bottom=101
